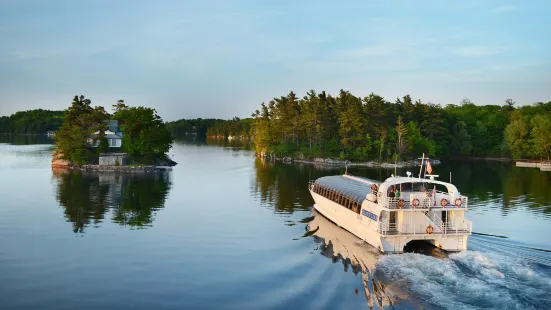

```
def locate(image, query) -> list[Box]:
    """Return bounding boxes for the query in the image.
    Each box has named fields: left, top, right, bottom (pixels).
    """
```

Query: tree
left=395, top=116, right=408, bottom=159
left=112, top=105, right=173, bottom=163
left=54, top=95, right=108, bottom=165
left=530, top=115, right=551, bottom=160
left=450, top=121, right=472, bottom=156
left=504, top=111, right=528, bottom=159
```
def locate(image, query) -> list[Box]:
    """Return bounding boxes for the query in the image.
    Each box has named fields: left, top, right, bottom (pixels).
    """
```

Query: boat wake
left=376, top=236, right=551, bottom=310
left=307, top=210, right=551, bottom=309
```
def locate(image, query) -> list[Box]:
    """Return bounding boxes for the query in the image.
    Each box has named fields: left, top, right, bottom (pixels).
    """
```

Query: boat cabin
left=375, top=176, right=467, bottom=210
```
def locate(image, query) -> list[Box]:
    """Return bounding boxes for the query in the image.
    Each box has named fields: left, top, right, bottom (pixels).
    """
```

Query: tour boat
left=308, top=156, right=472, bottom=254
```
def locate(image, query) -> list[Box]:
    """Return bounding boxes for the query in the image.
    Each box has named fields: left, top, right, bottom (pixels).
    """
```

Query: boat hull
left=310, top=190, right=469, bottom=254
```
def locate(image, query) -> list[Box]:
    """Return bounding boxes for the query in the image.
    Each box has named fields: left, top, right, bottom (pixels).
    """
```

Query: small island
left=51, top=95, right=176, bottom=171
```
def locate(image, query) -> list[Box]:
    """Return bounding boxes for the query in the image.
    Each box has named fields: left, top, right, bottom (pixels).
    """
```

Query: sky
left=1, top=0, right=550, bottom=121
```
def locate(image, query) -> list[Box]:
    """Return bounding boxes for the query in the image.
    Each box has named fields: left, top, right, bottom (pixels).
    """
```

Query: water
left=1, top=137, right=550, bottom=310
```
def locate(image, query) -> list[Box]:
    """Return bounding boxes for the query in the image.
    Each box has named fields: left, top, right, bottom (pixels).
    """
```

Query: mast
left=418, top=153, right=425, bottom=179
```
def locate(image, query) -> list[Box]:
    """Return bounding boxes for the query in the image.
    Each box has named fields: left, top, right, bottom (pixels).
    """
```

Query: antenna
left=450, top=171, right=452, bottom=183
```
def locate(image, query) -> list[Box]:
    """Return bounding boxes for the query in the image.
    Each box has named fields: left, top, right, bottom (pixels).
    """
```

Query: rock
left=51, top=151, right=71, bottom=168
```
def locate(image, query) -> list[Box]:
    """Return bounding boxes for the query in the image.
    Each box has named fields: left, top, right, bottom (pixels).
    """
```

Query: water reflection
left=173, top=135, right=253, bottom=151
left=306, top=210, right=398, bottom=309
left=250, top=157, right=551, bottom=219
left=53, top=169, right=172, bottom=233
left=0, top=134, right=54, bottom=145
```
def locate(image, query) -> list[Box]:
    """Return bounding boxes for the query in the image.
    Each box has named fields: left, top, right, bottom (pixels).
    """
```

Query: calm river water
left=1, top=136, right=550, bottom=310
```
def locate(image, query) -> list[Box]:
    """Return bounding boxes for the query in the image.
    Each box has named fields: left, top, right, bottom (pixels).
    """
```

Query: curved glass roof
left=314, top=175, right=380, bottom=203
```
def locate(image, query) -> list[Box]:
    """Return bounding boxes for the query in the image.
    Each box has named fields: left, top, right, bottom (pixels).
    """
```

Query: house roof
left=107, top=120, right=119, bottom=132
left=105, top=134, right=122, bottom=139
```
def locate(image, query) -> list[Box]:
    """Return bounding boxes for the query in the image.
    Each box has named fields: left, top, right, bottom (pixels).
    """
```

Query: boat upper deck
left=313, top=174, right=380, bottom=204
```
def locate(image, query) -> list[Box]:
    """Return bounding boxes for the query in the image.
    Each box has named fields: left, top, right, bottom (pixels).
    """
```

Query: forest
left=0, top=109, right=64, bottom=134
left=248, top=90, right=551, bottom=161
left=168, top=90, right=551, bottom=161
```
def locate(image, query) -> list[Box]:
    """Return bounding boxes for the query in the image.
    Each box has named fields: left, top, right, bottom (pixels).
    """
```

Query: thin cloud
left=493, top=5, right=516, bottom=13
left=455, top=46, right=509, bottom=57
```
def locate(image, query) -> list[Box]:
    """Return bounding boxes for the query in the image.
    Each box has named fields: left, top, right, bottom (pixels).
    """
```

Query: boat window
left=313, top=183, right=362, bottom=214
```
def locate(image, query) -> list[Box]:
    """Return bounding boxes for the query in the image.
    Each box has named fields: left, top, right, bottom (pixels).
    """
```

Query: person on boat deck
left=388, top=186, right=395, bottom=198
left=418, top=184, right=427, bottom=192
left=395, top=188, right=401, bottom=199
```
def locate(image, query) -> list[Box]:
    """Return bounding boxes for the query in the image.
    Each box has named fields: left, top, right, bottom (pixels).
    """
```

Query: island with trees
left=51, top=95, right=176, bottom=170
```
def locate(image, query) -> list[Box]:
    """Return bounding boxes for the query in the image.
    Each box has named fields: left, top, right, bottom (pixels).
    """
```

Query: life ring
left=411, top=198, right=420, bottom=208
left=440, top=198, right=448, bottom=207
left=426, top=225, right=434, bottom=234
left=454, top=198, right=463, bottom=207
left=371, top=184, right=378, bottom=192
left=397, top=199, right=405, bottom=209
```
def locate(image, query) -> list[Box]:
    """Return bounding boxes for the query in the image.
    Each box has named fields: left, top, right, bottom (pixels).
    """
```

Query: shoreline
left=255, top=153, right=441, bottom=168
left=52, top=164, right=173, bottom=173
left=448, top=156, right=511, bottom=162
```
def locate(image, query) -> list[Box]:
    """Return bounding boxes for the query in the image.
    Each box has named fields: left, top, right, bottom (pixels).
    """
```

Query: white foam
left=375, top=250, right=551, bottom=309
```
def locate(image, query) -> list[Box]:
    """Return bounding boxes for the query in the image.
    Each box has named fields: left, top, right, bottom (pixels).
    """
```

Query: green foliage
left=97, top=137, right=109, bottom=154
left=54, top=95, right=108, bottom=165
left=0, top=109, right=64, bottom=134
left=530, top=115, right=551, bottom=160
left=112, top=101, right=173, bottom=164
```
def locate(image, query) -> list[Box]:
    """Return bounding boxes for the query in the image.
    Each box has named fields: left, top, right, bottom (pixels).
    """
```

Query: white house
left=88, top=120, right=123, bottom=148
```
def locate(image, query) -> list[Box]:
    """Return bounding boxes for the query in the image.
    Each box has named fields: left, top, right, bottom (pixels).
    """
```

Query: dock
left=515, top=161, right=551, bottom=171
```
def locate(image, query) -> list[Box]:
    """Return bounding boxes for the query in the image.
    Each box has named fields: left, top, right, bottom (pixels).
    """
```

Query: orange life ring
left=411, top=198, right=420, bottom=208
left=426, top=225, right=434, bottom=234
left=440, top=198, right=448, bottom=207
left=455, top=198, right=463, bottom=207
left=397, top=199, right=405, bottom=209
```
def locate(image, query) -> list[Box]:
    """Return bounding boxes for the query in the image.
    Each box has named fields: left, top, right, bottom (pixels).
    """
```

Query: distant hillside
left=0, top=109, right=64, bottom=134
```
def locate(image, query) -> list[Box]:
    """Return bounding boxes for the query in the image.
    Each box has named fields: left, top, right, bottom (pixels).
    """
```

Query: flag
left=426, top=160, right=432, bottom=174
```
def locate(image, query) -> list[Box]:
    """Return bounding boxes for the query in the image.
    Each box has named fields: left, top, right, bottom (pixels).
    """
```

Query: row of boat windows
left=312, top=183, right=362, bottom=214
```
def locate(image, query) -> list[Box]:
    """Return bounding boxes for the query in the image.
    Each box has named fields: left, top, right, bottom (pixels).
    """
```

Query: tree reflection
left=251, top=159, right=341, bottom=213
left=251, top=159, right=551, bottom=217
left=53, top=169, right=171, bottom=233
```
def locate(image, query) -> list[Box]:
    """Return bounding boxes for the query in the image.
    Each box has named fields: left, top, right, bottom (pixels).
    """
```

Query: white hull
left=310, top=190, right=469, bottom=254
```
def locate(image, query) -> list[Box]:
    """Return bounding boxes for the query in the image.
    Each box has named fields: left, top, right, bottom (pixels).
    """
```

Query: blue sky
left=1, top=0, right=550, bottom=120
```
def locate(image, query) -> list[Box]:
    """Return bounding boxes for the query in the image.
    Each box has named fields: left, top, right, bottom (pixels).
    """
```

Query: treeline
left=166, top=117, right=252, bottom=138
left=165, top=118, right=224, bottom=137
left=205, top=117, right=251, bottom=138
left=248, top=90, right=551, bottom=161
left=0, top=109, right=64, bottom=134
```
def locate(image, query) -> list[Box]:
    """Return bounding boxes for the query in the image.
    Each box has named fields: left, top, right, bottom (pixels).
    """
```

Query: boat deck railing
left=380, top=192, right=468, bottom=210
left=379, top=219, right=472, bottom=236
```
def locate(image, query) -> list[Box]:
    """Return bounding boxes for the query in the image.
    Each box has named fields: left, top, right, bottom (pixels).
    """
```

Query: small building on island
left=88, top=120, right=123, bottom=148
left=99, top=153, right=128, bottom=166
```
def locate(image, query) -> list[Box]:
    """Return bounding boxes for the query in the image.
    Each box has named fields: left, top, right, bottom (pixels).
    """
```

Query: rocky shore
left=255, top=152, right=440, bottom=168
left=51, top=151, right=175, bottom=172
